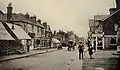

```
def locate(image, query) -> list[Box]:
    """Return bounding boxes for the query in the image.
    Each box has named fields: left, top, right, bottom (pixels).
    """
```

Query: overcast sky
left=0, top=0, right=115, bottom=37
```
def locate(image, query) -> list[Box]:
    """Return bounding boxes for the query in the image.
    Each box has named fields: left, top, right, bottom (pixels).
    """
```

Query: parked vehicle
left=57, top=43, right=62, bottom=50
left=52, top=38, right=62, bottom=50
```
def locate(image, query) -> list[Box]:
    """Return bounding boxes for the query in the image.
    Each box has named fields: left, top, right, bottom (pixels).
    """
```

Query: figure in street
left=78, top=42, right=84, bottom=60
left=68, top=40, right=74, bottom=51
left=87, top=38, right=94, bottom=59
left=88, top=46, right=94, bottom=59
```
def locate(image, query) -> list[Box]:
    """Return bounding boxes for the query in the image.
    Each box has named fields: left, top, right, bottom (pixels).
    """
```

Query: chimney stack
left=25, top=12, right=29, bottom=19
left=43, top=22, right=47, bottom=28
left=30, top=16, right=37, bottom=22
left=109, top=8, right=117, bottom=14
left=37, top=19, right=41, bottom=24
left=7, top=2, right=13, bottom=22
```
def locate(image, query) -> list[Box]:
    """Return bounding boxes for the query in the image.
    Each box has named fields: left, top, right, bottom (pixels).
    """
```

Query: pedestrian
left=87, top=39, right=94, bottom=59
left=88, top=46, right=94, bottom=59
left=87, top=39, right=91, bottom=47
left=78, top=42, right=84, bottom=60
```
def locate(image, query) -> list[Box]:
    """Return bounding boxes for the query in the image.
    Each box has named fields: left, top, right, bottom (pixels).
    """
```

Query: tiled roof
left=0, top=21, right=14, bottom=40
left=2, top=13, right=45, bottom=29
left=7, top=22, right=31, bottom=39
left=94, top=15, right=108, bottom=21
left=89, top=15, right=108, bottom=27
left=36, top=22, right=45, bottom=28
left=102, top=9, right=120, bottom=22
left=0, top=10, right=4, bottom=15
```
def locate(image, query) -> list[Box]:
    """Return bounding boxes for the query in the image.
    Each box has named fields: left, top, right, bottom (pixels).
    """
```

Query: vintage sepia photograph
left=0, top=0, right=120, bottom=70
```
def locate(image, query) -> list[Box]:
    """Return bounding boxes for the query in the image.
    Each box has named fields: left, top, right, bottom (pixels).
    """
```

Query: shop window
left=110, top=38, right=116, bottom=44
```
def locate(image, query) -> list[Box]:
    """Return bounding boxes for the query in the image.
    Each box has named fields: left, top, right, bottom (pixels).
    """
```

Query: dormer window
left=11, top=23, right=14, bottom=30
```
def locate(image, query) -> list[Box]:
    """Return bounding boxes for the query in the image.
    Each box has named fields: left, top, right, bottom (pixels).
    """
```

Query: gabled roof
left=0, top=21, right=31, bottom=40
left=0, top=10, right=4, bottom=15
left=7, top=22, right=31, bottom=40
left=2, top=13, right=45, bottom=29
left=0, top=21, right=14, bottom=40
left=94, top=15, right=108, bottom=21
left=89, top=15, right=108, bottom=27
left=102, top=9, right=120, bottom=22
left=36, top=22, right=45, bottom=28
left=95, top=23, right=103, bottom=34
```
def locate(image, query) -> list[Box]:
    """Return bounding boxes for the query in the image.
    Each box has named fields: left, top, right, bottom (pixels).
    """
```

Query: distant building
left=52, top=30, right=69, bottom=46
left=88, top=15, right=115, bottom=50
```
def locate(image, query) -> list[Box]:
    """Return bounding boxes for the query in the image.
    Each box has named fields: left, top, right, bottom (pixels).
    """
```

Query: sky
left=0, top=0, right=115, bottom=37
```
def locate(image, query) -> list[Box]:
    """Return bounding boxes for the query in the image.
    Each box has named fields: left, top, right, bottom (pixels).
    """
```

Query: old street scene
left=0, top=0, right=120, bottom=70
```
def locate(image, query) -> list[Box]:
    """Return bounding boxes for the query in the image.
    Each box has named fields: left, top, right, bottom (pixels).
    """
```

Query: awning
left=0, top=22, right=14, bottom=40
left=7, top=23, right=31, bottom=40
left=52, top=38, right=60, bottom=43
left=68, top=40, right=74, bottom=44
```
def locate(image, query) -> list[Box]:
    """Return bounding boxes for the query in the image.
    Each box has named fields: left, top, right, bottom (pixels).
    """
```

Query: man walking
left=78, top=42, right=84, bottom=60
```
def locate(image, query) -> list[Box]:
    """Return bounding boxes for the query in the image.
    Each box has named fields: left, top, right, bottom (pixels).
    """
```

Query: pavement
left=0, top=48, right=57, bottom=62
left=83, top=48, right=120, bottom=70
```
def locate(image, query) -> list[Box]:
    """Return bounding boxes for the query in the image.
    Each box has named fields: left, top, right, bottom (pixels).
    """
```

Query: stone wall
left=0, top=40, right=17, bottom=55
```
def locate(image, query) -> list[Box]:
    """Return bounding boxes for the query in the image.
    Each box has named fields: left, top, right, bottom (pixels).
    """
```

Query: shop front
left=92, top=33, right=104, bottom=51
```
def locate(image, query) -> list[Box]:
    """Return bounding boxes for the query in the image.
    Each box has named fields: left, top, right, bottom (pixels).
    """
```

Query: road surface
left=0, top=47, right=83, bottom=70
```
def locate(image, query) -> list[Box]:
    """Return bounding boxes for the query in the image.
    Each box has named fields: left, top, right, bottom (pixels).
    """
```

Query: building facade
left=88, top=15, right=107, bottom=50
left=2, top=3, right=53, bottom=52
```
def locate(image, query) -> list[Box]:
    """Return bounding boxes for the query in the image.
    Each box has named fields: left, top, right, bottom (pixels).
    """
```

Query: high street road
left=0, top=45, right=119, bottom=70
left=0, top=47, right=82, bottom=70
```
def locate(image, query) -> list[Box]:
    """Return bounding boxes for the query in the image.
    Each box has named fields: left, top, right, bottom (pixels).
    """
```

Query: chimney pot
left=109, top=8, right=117, bottom=14
left=7, top=2, right=13, bottom=22
left=37, top=19, right=41, bottom=24
left=43, top=22, right=47, bottom=28
left=30, top=16, right=37, bottom=22
left=25, top=12, right=29, bottom=19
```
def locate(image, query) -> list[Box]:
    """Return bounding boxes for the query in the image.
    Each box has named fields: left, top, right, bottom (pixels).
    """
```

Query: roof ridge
left=102, top=9, right=120, bottom=22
